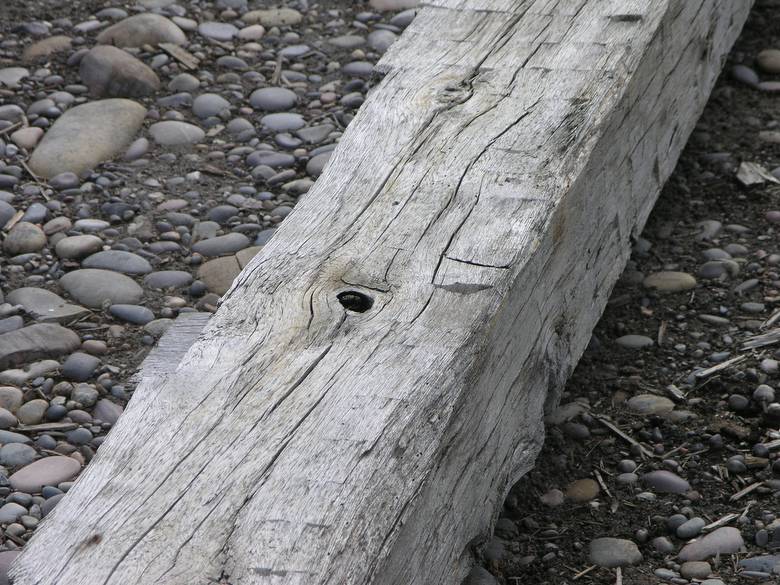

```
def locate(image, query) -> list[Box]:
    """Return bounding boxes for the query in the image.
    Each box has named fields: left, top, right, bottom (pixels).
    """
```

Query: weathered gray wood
left=13, top=1, right=752, bottom=584
left=130, top=312, right=211, bottom=382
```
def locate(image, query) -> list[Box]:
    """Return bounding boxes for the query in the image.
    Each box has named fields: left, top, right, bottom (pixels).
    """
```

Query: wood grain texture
left=13, top=1, right=752, bottom=584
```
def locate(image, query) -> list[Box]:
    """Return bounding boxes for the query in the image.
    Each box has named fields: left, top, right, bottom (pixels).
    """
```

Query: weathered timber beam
left=12, top=1, right=753, bottom=584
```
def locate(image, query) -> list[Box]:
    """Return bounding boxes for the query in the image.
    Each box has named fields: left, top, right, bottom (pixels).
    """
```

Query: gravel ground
left=0, top=0, right=780, bottom=584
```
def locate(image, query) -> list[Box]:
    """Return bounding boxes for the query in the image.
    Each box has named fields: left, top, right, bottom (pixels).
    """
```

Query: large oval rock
left=641, top=470, right=690, bottom=494
left=7, top=288, right=90, bottom=323
left=96, top=14, right=186, bottom=47
left=3, top=222, right=46, bottom=255
left=29, top=99, right=146, bottom=179
left=9, top=456, right=80, bottom=493
left=82, top=250, right=152, bottom=274
left=679, top=527, right=745, bottom=562
left=0, top=324, right=80, bottom=369
left=60, top=269, right=143, bottom=309
left=79, top=46, right=160, bottom=98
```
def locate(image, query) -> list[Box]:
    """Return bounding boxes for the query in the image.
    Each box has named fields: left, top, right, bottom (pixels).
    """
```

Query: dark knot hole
left=337, top=290, right=373, bottom=313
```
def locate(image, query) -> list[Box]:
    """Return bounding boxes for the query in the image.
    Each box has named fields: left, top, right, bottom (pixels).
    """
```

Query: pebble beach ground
left=0, top=0, right=778, bottom=584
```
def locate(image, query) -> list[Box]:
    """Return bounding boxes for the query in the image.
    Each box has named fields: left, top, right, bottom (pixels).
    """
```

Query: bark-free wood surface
left=14, top=1, right=752, bottom=584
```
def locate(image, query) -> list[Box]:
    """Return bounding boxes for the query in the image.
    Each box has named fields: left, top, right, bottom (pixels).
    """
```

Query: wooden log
left=13, top=1, right=752, bottom=584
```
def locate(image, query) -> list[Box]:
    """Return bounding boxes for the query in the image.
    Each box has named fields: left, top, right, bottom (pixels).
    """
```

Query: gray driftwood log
left=13, top=1, right=752, bottom=584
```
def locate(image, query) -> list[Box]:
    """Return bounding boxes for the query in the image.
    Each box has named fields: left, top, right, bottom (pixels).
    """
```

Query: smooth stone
left=588, top=538, right=642, bottom=568
left=61, top=352, right=101, bottom=382
left=680, top=561, right=711, bottom=579
left=60, top=269, right=143, bottom=309
left=243, top=8, right=302, bottom=27
left=539, top=488, right=565, bottom=507
left=11, top=127, right=44, bottom=149
left=0, top=201, right=15, bottom=229
left=677, top=517, right=706, bottom=539
left=144, top=271, right=193, bottom=289
left=199, top=22, right=238, bottom=41
left=0, top=324, right=80, bottom=370
left=198, top=256, right=240, bottom=295
left=3, top=222, right=46, bottom=255
left=616, top=334, right=653, bottom=349
left=260, top=112, right=305, bottom=132
left=193, top=94, right=230, bottom=119
left=192, top=233, right=250, bottom=257
left=627, top=394, right=675, bottom=415
left=564, top=478, right=600, bottom=502
left=22, top=35, right=72, bottom=62
left=97, top=14, right=187, bottom=47
left=71, top=384, right=98, bottom=407
left=0, top=67, right=29, bottom=87
left=643, top=271, right=697, bottom=292
left=79, top=46, right=160, bottom=98
left=306, top=151, right=332, bottom=177
left=29, top=99, right=147, bottom=178
left=17, top=399, right=48, bottom=425
left=82, top=250, right=152, bottom=275
left=739, top=555, right=780, bottom=574
left=93, top=399, right=123, bottom=425
left=0, top=444, right=36, bottom=468
left=678, top=527, right=745, bottom=562
left=55, top=235, right=103, bottom=259
left=9, top=456, right=81, bottom=493
left=109, top=304, right=155, bottom=325
left=757, top=49, right=780, bottom=74
left=250, top=87, right=297, bottom=112
left=144, top=318, right=173, bottom=338
left=168, top=73, right=199, bottom=92
left=652, top=536, right=676, bottom=554
left=0, top=431, right=30, bottom=445
left=368, top=29, right=397, bottom=53
left=641, top=470, right=690, bottom=494
left=238, top=25, right=265, bottom=41
left=236, top=246, right=262, bottom=268
left=0, top=502, right=27, bottom=524
left=7, top=288, right=90, bottom=323
left=0, top=408, right=16, bottom=429
left=149, top=121, right=205, bottom=146
left=0, top=388, right=24, bottom=410
left=0, top=550, right=19, bottom=583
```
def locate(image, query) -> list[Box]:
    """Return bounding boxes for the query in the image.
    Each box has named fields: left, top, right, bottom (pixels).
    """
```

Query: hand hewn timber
left=13, top=1, right=752, bottom=584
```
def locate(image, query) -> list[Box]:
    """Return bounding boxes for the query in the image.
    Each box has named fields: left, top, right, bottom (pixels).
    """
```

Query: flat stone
left=680, top=561, right=711, bottom=579
left=260, top=112, right=305, bottom=132
left=29, top=99, right=147, bottom=179
left=0, top=67, right=29, bottom=87
left=3, top=222, right=46, bottom=255
left=144, top=271, right=193, bottom=289
left=643, top=271, right=697, bottom=292
left=198, top=256, right=240, bottom=295
left=250, top=87, right=297, bottom=112
left=739, top=555, right=780, bottom=574
left=61, top=352, right=101, bottom=382
left=22, top=35, right=72, bottom=62
left=93, top=399, right=123, bottom=425
left=109, top=304, right=155, bottom=325
left=0, top=502, right=27, bottom=523
left=641, top=470, right=690, bottom=494
left=82, top=250, right=152, bottom=275
left=564, top=478, right=600, bottom=502
left=626, top=394, right=675, bottom=415
left=243, top=8, right=302, bottom=27
left=616, top=334, right=653, bottom=349
left=198, top=22, right=238, bottom=41
left=149, top=121, right=205, bottom=146
left=193, top=93, right=231, bottom=119
left=0, top=444, right=36, bottom=468
left=0, top=324, right=80, bottom=370
left=97, top=14, right=187, bottom=47
left=9, top=456, right=81, bottom=493
left=677, top=517, right=706, bottom=539
left=60, top=269, right=143, bottom=309
left=588, top=538, right=642, bottom=568
left=7, top=288, right=90, bottom=324
left=679, top=527, right=745, bottom=562
left=80, top=45, right=160, bottom=98
left=192, top=233, right=250, bottom=257
left=55, top=235, right=103, bottom=259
